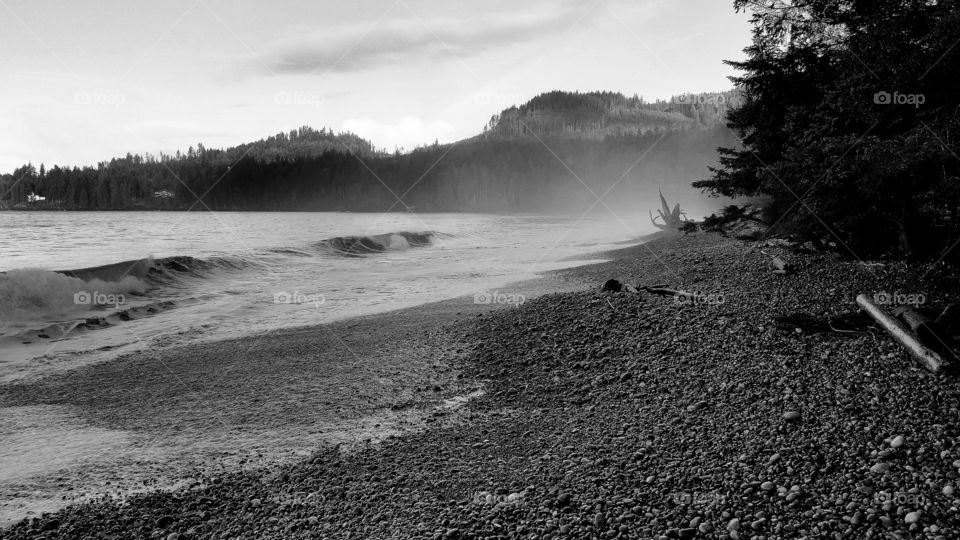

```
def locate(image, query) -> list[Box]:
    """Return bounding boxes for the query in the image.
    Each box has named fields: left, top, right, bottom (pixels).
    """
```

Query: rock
left=943, top=485, right=955, bottom=497
left=870, top=463, right=891, bottom=474
left=698, top=522, right=714, bottom=533
left=595, top=513, right=607, bottom=528
left=556, top=493, right=572, bottom=507
left=250, top=498, right=262, bottom=508
left=166, top=534, right=179, bottom=540
left=905, top=511, right=921, bottom=524
left=678, top=528, right=697, bottom=539
left=783, top=411, right=801, bottom=422
left=156, top=516, right=174, bottom=528
left=727, top=518, right=741, bottom=531
left=730, top=220, right=765, bottom=240
left=760, top=481, right=775, bottom=491
left=891, top=435, right=906, bottom=448
left=601, top=279, right=622, bottom=292
left=308, top=516, right=319, bottom=525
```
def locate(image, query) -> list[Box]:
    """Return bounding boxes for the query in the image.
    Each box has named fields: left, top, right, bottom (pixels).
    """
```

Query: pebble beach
left=4, top=232, right=960, bottom=539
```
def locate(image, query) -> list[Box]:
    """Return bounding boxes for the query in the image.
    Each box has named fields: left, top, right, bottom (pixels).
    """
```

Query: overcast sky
left=0, top=0, right=752, bottom=172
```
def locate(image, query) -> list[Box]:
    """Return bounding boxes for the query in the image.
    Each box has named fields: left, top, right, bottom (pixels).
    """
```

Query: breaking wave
left=317, top=231, right=437, bottom=256
left=1, top=230, right=445, bottom=328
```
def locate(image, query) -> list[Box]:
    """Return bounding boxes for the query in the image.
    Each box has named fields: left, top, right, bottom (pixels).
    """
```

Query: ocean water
left=0, top=211, right=651, bottom=381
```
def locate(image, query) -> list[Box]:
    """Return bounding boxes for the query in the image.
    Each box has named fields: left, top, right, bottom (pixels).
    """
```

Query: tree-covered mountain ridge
left=482, top=89, right=743, bottom=139
left=1, top=89, right=740, bottom=211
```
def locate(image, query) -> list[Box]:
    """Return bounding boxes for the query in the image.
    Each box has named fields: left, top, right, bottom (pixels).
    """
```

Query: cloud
left=252, top=3, right=587, bottom=76
left=342, top=116, right=455, bottom=151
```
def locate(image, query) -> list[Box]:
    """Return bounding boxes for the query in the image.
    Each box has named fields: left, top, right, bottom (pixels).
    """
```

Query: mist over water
left=0, top=210, right=656, bottom=381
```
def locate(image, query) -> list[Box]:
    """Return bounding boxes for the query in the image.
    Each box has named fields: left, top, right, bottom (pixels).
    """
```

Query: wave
left=0, top=255, right=255, bottom=325
left=0, top=268, right=148, bottom=323
left=1, top=229, right=448, bottom=326
left=317, top=231, right=437, bottom=256
left=53, top=255, right=258, bottom=285
left=8, top=300, right=179, bottom=343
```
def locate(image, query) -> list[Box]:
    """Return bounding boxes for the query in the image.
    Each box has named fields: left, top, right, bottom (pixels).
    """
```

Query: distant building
left=26, top=192, right=45, bottom=203
left=153, top=190, right=175, bottom=199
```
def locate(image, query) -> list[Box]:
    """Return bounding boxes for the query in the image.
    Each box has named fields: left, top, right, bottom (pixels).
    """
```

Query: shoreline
left=5, top=232, right=960, bottom=538
left=0, top=249, right=602, bottom=526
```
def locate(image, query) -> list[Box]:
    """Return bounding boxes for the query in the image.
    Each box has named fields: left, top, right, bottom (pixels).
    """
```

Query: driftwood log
left=856, top=294, right=946, bottom=373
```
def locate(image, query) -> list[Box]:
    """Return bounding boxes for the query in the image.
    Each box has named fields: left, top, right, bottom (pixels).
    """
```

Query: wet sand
left=0, top=263, right=589, bottom=525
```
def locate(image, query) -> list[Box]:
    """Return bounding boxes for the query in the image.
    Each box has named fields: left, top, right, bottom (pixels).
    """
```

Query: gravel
left=5, top=233, right=960, bottom=539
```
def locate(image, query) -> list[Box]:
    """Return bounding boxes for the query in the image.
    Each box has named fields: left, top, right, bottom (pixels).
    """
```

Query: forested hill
left=2, top=90, right=738, bottom=212
left=482, top=90, right=742, bottom=139
left=228, top=126, right=379, bottom=162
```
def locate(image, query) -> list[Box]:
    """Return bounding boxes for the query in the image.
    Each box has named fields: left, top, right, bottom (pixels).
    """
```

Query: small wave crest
left=317, top=231, right=436, bottom=256
left=1, top=255, right=256, bottom=324
left=0, top=269, right=147, bottom=323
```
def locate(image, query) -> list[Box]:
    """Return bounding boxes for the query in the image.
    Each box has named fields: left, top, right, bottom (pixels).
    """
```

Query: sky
left=0, top=0, right=753, bottom=173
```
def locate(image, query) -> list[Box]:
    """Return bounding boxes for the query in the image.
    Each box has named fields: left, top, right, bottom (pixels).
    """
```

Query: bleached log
left=856, top=294, right=945, bottom=373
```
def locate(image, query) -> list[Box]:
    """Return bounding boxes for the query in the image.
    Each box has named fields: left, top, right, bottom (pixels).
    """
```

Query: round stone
left=783, top=411, right=801, bottom=422
left=890, top=435, right=905, bottom=448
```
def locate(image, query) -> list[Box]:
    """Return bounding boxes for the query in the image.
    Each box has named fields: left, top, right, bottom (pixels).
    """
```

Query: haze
left=0, top=0, right=751, bottom=173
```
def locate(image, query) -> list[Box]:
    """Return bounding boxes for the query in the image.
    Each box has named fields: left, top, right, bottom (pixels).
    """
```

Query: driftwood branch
left=856, top=294, right=946, bottom=373
left=648, top=189, right=692, bottom=233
